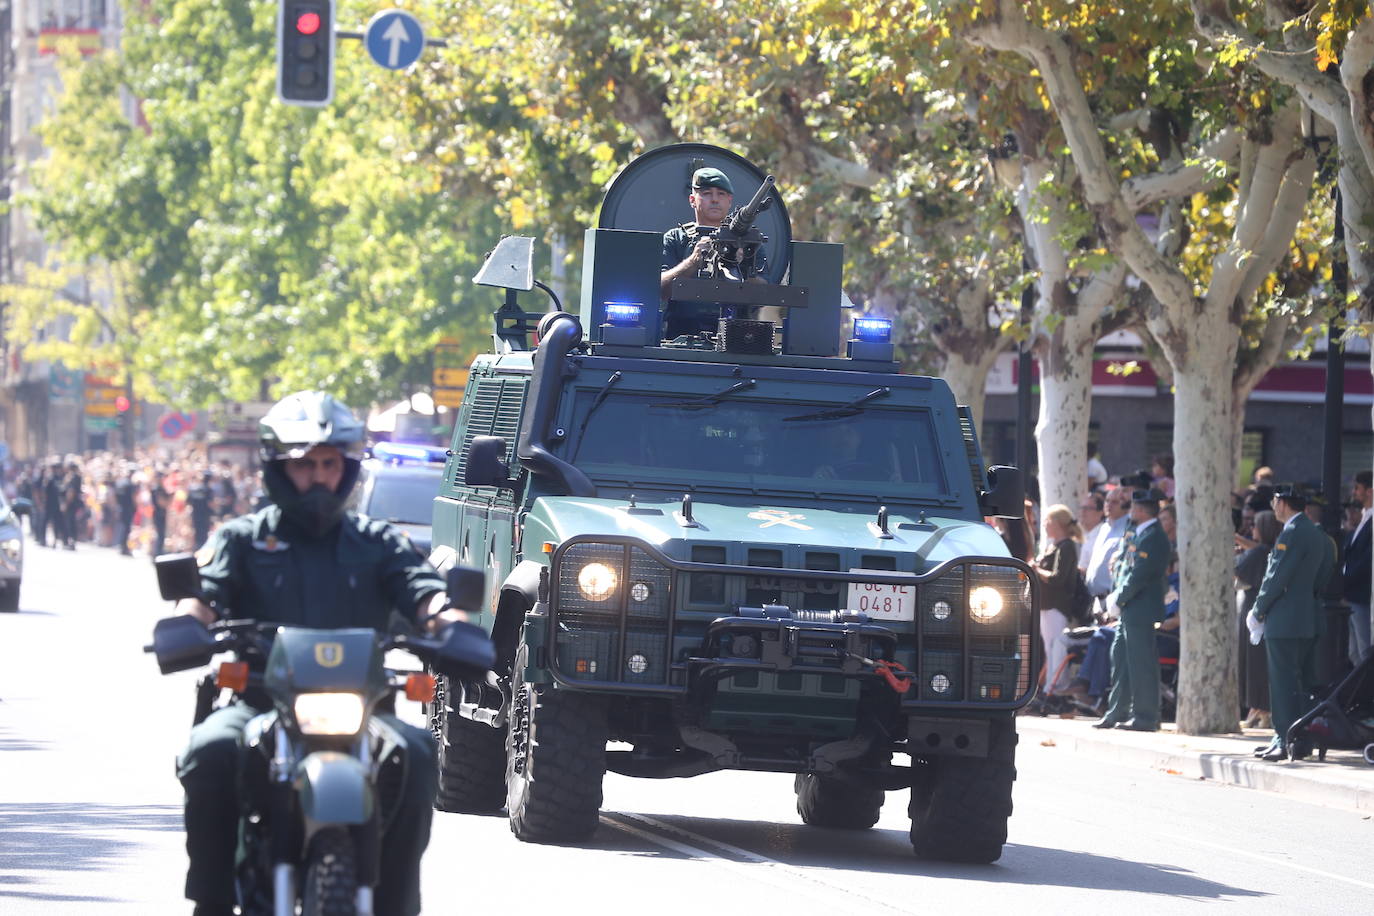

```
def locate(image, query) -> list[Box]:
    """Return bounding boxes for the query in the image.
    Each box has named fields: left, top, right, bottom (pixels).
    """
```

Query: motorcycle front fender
left=294, top=751, right=374, bottom=827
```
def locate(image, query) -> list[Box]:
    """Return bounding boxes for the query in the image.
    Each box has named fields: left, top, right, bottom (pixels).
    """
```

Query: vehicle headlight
left=1, top=539, right=20, bottom=560
left=578, top=562, right=619, bottom=601
left=293, top=693, right=365, bottom=736
left=969, top=586, right=1004, bottom=622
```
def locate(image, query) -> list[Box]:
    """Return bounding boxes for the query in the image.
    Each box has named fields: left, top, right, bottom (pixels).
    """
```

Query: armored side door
left=447, top=371, right=528, bottom=622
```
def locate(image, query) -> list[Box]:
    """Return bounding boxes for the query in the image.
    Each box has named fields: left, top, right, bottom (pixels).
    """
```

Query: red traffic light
left=114, top=395, right=131, bottom=412
left=295, top=11, right=321, bottom=35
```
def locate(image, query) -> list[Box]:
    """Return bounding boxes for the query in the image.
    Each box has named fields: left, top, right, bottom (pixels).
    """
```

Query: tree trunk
left=940, top=348, right=997, bottom=435
left=1034, top=325, right=1095, bottom=528
left=1170, top=331, right=1241, bottom=735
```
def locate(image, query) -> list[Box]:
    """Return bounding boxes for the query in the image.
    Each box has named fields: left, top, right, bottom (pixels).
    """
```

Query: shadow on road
left=0, top=729, right=47, bottom=752
left=0, top=802, right=182, bottom=904
left=603, top=812, right=1265, bottom=901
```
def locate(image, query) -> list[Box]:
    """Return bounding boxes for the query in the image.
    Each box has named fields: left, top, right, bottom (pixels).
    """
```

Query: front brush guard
left=688, top=609, right=903, bottom=688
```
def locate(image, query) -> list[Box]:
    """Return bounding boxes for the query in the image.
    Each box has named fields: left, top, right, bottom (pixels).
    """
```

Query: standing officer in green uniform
left=659, top=167, right=768, bottom=337
left=175, top=392, right=469, bottom=916
left=1094, top=489, right=1172, bottom=731
left=1251, top=486, right=1335, bottom=761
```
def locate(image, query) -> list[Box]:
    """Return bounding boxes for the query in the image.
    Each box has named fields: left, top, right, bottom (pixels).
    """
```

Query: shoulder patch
left=1275, top=543, right=1288, bottom=551
left=250, top=535, right=290, bottom=553
left=1138, top=550, right=1148, bottom=559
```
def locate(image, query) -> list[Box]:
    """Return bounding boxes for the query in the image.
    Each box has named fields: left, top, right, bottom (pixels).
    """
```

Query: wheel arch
left=494, top=560, right=542, bottom=669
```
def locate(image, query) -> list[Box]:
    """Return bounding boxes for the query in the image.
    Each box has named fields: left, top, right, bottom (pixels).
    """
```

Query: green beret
left=691, top=167, right=733, bottom=194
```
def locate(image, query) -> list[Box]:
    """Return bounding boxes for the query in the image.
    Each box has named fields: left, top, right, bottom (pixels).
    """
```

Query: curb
left=1016, top=720, right=1374, bottom=814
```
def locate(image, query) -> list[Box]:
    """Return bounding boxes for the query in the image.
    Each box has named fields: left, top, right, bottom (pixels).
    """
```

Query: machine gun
left=700, top=175, right=775, bottom=282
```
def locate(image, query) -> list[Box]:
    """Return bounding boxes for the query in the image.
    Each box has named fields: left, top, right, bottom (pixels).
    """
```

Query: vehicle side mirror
left=155, top=552, right=204, bottom=602
left=445, top=565, right=486, bottom=615
left=147, top=615, right=218, bottom=675
left=464, top=436, right=516, bottom=489
left=979, top=466, right=1025, bottom=519
left=10, top=497, right=33, bottom=518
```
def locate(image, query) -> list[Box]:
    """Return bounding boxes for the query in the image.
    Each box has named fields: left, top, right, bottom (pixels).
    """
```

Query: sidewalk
left=1016, top=714, right=1374, bottom=813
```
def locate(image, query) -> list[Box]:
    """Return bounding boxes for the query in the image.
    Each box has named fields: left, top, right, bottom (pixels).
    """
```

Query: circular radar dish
left=597, top=142, right=793, bottom=284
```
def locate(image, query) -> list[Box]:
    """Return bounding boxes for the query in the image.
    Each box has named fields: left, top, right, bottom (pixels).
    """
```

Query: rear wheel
left=908, top=716, right=1017, bottom=864
left=0, top=581, right=18, bottom=612
left=301, top=827, right=357, bottom=916
left=506, top=642, right=608, bottom=842
left=431, top=674, right=507, bottom=813
left=795, top=774, right=884, bottom=829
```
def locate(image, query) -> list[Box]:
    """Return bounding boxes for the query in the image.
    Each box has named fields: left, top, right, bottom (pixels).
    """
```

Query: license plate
left=847, top=570, right=916, bottom=621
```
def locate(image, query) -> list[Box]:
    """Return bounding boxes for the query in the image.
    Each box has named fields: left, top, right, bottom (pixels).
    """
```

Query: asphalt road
left=2, top=541, right=1370, bottom=915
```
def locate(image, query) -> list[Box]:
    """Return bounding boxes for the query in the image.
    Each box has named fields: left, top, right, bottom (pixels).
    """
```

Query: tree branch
left=1121, top=128, right=1241, bottom=210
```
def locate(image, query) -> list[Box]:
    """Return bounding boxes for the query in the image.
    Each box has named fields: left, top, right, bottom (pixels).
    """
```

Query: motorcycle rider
left=175, top=391, right=467, bottom=916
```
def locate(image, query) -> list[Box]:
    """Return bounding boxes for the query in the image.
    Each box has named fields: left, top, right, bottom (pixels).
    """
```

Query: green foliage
left=13, top=0, right=496, bottom=409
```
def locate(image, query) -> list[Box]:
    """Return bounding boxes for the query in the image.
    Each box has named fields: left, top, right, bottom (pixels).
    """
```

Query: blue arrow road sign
left=364, top=9, right=424, bottom=70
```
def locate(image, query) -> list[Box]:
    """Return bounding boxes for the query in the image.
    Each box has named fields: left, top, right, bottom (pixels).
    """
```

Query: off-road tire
left=301, top=827, right=358, bottom=916
left=908, top=716, right=1016, bottom=864
left=506, top=642, right=608, bottom=842
left=431, top=674, right=507, bottom=813
left=795, top=774, right=884, bottom=829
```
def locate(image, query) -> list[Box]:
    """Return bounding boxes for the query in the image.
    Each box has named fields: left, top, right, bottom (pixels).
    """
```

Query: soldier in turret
left=659, top=167, right=769, bottom=337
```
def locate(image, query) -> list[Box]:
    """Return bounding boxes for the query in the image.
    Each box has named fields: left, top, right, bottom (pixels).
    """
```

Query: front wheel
left=908, top=716, right=1017, bottom=864
left=0, top=581, right=18, bottom=612
left=505, top=642, right=608, bottom=842
left=431, top=674, right=507, bottom=813
left=795, top=774, right=884, bottom=829
left=301, top=827, right=358, bottom=916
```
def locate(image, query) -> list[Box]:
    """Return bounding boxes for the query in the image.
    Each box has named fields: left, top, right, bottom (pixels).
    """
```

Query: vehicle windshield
left=364, top=470, right=442, bottom=524
left=572, top=391, right=949, bottom=498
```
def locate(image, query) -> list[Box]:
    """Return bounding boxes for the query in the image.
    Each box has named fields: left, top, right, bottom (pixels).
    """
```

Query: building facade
left=1, top=0, right=125, bottom=459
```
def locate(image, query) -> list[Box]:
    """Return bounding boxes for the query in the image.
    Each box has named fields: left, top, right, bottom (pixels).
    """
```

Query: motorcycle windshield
left=263, top=628, right=386, bottom=698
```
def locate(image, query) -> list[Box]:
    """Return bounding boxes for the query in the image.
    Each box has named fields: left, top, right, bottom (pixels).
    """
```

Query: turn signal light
left=405, top=673, right=436, bottom=703
left=216, top=661, right=250, bottom=692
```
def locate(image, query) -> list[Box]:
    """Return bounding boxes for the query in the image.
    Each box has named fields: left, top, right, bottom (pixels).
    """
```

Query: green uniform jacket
left=197, top=505, right=444, bottom=630
left=1109, top=519, right=1172, bottom=625
left=1253, top=513, right=1335, bottom=639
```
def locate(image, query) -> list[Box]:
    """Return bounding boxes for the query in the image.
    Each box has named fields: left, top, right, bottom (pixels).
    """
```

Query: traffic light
left=277, top=1, right=334, bottom=107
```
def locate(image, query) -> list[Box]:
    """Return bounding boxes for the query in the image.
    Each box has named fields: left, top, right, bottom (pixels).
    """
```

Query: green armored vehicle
left=428, top=144, right=1036, bottom=863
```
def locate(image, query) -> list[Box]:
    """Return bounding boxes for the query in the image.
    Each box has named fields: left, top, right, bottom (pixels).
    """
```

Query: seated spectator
left=1151, top=453, right=1176, bottom=500
left=1158, top=503, right=1177, bottom=548
left=1087, top=446, right=1108, bottom=491
left=1078, top=493, right=1105, bottom=573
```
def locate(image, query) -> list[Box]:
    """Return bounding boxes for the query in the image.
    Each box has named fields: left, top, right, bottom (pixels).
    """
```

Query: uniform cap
left=1131, top=488, right=1164, bottom=505
left=1273, top=485, right=1308, bottom=509
left=691, top=167, right=733, bottom=194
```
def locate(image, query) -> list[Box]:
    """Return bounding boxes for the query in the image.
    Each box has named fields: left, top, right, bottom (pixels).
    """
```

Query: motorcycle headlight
left=969, top=586, right=1005, bottom=622
left=293, top=693, right=365, bottom=736
left=578, top=562, right=619, bottom=601
left=1, top=539, right=20, bottom=560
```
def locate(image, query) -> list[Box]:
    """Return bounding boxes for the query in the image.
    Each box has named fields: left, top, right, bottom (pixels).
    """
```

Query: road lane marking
left=602, top=812, right=914, bottom=915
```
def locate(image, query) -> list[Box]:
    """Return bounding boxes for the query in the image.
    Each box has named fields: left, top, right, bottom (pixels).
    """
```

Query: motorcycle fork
left=355, top=730, right=378, bottom=916
left=269, top=720, right=296, bottom=916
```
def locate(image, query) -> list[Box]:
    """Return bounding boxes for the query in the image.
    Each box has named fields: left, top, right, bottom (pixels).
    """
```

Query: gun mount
left=704, top=174, right=776, bottom=282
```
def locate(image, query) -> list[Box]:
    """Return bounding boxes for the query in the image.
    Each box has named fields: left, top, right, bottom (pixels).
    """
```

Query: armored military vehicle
left=428, top=143, right=1036, bottom=863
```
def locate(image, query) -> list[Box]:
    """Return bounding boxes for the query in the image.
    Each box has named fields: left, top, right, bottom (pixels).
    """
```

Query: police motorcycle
left=145, top=553, right=495, bottom=916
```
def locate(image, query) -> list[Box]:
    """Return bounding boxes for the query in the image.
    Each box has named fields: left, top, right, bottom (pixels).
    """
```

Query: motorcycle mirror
left=156, top=552, right=204, bottom=602
left=445, top=565, right=486, bottom=614
left=147, top=615, right=218, bottom=675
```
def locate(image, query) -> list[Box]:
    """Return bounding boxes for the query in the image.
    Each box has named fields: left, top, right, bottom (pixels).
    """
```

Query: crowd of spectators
left=1001, top=452, right=1369, bottom=729
left=3, top=448, right=265, bottom=558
